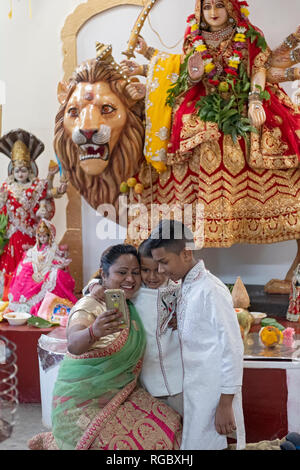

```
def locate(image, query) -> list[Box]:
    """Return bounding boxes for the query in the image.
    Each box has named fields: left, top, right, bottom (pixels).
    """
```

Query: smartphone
left=104, top=289, right=129, bottom=329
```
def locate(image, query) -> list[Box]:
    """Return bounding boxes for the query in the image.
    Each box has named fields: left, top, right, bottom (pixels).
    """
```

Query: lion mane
left=54, top=58, right=145, bottom=214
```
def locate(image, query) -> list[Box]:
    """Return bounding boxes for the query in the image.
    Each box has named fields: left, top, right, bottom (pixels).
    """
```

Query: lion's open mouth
left=79, top=144, right=109, bottom=162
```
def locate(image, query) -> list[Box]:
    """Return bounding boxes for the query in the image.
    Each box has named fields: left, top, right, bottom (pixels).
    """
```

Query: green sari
left=51, top=300, right=146, bottom=450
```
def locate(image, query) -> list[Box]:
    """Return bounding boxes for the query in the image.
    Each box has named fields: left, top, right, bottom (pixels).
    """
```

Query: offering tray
left=243, top=332, right=300, bottom=362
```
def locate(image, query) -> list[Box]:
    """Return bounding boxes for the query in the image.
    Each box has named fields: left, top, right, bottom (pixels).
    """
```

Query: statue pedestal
left=246, top=284, right=289, bottom=318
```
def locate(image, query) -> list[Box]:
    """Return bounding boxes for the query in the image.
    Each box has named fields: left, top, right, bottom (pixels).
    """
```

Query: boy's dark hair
left=100, top=243, right=140, bottom=275
left=137, top=239, right=153, bottom=259
left=147, top=219, right=194, bottom=255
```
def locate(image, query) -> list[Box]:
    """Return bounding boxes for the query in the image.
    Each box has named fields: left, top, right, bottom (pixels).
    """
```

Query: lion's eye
left=102, top=104, right=116, bottom=115
left=68, top=107, right=79, bottom=117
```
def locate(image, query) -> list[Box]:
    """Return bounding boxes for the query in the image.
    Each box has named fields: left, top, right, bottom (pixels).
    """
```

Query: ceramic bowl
left=3, top=312, right=31, bottom=326
left=250, top=312, right=267, bottom=325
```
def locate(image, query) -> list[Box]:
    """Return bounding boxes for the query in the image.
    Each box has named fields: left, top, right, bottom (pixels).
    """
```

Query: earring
left=200, top=21, right=207, bottom=29
left=229, top=17, right=236, bottom=25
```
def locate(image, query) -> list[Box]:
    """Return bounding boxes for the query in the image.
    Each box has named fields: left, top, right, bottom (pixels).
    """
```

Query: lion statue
left=54, top=56, right=146, bottom=215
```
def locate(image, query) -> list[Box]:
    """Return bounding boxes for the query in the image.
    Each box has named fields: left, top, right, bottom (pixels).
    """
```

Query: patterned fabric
left=144, top=51, right=181, bottom=173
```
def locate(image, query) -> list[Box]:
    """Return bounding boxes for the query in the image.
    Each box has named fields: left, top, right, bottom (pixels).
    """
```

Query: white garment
left=177, top=261, right=245, bottom=450
left=133, top=285, right=183, bottom=398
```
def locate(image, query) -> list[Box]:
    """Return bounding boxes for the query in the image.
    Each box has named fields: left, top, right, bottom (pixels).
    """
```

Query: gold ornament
left=37, top=221, right=51, bottom=236
left=11, top=140, right=31, bottom=168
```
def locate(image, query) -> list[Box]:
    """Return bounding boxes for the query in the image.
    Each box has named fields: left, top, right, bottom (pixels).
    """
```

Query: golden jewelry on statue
left=95, top=43, right=131, bottom=84
left=285, top=67, right=298, bottom=82
left=284, top=33, right=300, bottom=50
left=11, top=140, right=31, bottom=168
left=37, top=220, right=51, bottom=236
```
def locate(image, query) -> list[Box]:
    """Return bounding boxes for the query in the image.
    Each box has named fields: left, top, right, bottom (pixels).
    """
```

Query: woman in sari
left=28, top=244, right=182, bottom=450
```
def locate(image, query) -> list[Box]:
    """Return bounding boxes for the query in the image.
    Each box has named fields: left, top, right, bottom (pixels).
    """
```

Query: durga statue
left=119, top=0, right=300, bottom=293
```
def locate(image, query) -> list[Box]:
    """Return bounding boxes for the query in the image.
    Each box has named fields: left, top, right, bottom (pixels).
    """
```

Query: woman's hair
left=100, top=244, right=140, bottom=276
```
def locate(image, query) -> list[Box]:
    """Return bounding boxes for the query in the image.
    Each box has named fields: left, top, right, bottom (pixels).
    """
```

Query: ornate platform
left=246, top=285, right=289, bottom=318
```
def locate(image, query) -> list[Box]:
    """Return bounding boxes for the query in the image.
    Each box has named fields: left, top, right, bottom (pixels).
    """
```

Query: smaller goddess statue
left=8, top=218, right=77, bottom=316
left=286, top=264, right=300, bottom=322
left=0, top=129, right=67, bottom=299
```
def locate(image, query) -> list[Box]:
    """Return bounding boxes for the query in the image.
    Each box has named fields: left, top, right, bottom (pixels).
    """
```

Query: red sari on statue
left=0, top=178, right=53, bottom=299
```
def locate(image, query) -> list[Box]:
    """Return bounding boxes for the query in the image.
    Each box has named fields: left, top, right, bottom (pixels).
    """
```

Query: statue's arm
left=267, top=26, right=300, bottom=83
left=248, top=68, right=267, bottom=128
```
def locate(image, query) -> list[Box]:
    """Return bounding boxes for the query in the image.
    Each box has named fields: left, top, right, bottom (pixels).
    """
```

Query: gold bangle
left=248, top=91, right=261, bottom=102
left=145, top=46, right=155, bottom=60
left=284, top=34, right=300, bottom=49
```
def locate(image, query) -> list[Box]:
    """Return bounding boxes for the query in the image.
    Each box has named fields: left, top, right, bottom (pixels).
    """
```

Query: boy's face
left=151, top=246, right=192, bottom=282
left=140, top=256, right=167, bottom=289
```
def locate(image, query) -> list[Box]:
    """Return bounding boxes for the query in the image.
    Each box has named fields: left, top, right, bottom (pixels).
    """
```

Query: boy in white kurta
left=148, top=220, right=245, bottom=450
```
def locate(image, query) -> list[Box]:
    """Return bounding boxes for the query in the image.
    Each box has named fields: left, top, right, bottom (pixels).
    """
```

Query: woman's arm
left=67, top=309, right=124, bottom=355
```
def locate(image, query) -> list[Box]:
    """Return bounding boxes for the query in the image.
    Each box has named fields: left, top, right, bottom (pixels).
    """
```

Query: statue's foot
left=264, top=279, right=291, bottom=295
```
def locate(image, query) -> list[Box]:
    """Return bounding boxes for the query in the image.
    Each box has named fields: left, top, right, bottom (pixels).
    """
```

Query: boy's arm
left=210, top=285, right=244, bottom=434
left=82, top=278, right=99, bottom=296
left=215, top=394, right=236, bottom=435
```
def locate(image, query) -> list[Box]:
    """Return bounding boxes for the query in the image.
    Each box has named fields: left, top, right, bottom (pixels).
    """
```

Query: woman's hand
left=215, top=394, right=236, bottom=436
left=188, top=52, right=204, bottom=83
left=248, top=100, right=266, bottom=128
left=92, top=309, right=124, bottom=338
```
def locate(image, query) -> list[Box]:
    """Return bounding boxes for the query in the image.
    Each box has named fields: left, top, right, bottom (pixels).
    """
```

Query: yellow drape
left=144, top=51, right=181, bottom=173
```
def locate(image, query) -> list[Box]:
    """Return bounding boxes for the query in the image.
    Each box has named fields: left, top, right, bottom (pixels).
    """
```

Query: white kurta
left=177, top=261, right=245, bottom=450
left=133, top=285, right=183, bottom=399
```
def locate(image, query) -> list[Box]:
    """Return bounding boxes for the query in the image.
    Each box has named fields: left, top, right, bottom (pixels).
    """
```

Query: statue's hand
left=188, top=52, right=204, bottom=83
left=47, top=166, right=59, bottom=177
left=248, top=101, right=266, bottom=128
left=125, top=82, right=146, bottom=101
left=57, top=182, right=68, bottom=195
left=120, top=60, right=142, bottom=77
left=136, top=36, right=148, bottom=57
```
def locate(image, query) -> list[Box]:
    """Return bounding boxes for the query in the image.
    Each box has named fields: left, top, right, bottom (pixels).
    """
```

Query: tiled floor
left=0, top=403, right=48, bottom=450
